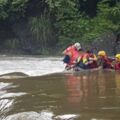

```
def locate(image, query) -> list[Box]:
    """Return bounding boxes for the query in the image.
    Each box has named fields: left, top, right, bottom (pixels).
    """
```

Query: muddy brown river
left=0, top=56, right=120, bottom=120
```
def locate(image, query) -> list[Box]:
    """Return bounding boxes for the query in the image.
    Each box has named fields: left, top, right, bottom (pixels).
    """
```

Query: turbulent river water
left=0, top=55, right=64, bottom=77
left=0, top=55, right=120, bottom=120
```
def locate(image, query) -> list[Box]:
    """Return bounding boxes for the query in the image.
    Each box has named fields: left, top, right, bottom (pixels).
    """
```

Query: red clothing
left=64, top=45, right=80, bottom=65
left=114, top=62, right=120, bottom=70
left=88, top=60, right=98, bottom=69
left=70, top=49, right=80, bottom=65
left=64, top=46, right=73, bottom=55
left=80, top=53, right=98, bottom=69
left=87, top=53, right=98, bottom=69
left=99, top=56, right=112, bottom=69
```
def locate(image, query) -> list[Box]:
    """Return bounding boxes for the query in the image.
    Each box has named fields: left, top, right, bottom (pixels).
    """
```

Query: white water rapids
left=0, top=55, right=80, bottom=120
left=0, top=55, right=65, bottom=77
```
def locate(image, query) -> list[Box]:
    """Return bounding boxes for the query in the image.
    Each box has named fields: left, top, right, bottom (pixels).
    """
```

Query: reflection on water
left=115, top=72, right=120, bottom=96
left=65, top=73, right=90, bottom=105
left=0, top=70, right=120, bottom=120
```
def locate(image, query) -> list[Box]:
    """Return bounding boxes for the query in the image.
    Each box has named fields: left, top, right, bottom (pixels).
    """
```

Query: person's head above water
left=98, top=50, right=106, bottom=56
left=115, top=54, right=120, bottom=61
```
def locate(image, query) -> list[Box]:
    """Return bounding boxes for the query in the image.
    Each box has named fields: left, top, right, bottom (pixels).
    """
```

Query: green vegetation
left=0, top=0, right=119, bottom=54
left=0, top=0, right=28, bottom=20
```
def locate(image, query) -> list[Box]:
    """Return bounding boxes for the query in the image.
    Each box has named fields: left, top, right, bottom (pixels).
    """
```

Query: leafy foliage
left=0, top=0, right=120, bottom=54
left=96, top=0, right=120, bottom=32
left=45, top=0, right=82, bottom=45
left=0, top=0, right=28, bottom=20
left=0, top=0, right=8, bottom=19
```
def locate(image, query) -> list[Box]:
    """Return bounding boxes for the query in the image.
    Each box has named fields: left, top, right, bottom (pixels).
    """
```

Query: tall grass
left=29, top=15, right=53, bottom=53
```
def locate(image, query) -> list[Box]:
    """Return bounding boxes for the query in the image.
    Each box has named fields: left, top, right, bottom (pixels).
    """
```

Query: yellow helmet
left=98, top=50, right=106, bottom=56
left=115, top=54, right=120, bottom=60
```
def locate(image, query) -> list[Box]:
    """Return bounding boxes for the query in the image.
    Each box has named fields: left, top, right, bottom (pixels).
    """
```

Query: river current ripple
left=1, top=55, right=120, bottom=120
left=0, top=56, right=80, bottom=120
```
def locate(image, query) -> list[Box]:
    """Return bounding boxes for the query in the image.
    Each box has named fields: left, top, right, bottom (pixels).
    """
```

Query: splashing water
left=0, top=56, right=64, bottom=77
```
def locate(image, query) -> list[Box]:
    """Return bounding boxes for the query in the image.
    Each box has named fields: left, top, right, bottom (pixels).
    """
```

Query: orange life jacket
left=69, top=47, right=80, bottom=65
left=64, top=45, right=80, bottom=65
left=64, top=46, right=73, bottom=55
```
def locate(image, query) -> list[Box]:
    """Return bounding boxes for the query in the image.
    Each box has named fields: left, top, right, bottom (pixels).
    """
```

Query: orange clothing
left=77, top=52, right=98, bottom=69
left=63, top=45, right=80, bottom=65
left=63, top=45, right=73, bottom=55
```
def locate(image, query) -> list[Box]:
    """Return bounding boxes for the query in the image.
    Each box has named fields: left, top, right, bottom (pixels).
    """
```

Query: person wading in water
left=63, top=42, right=82, bottom=70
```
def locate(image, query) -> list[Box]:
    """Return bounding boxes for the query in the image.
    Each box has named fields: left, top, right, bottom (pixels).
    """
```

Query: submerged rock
left=4, top=111, right=79, bottom=120
left=4, top=111, right=53, bottom=120
left=0, top=72, right=29, bottom=79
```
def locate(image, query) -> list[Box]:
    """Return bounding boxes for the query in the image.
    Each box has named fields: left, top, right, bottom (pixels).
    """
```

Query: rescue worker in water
left=63, top=43, right=98, bottom=70
left=62, top=42, right=82, bottom=70
left=75, top=50, right=98, bottom=70
left=97, top=50, right=113, bottom=69
left=63, top=44, right=119, bottom=71
left=113, top=54, right=120, bottom=71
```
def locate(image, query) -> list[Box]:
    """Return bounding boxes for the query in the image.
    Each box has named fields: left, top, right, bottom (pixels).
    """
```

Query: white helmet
left=74, top=42, right=81, bottom=50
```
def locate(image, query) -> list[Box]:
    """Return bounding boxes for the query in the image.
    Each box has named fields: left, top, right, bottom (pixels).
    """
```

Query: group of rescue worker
left=63, top=42, right=120, bottom=71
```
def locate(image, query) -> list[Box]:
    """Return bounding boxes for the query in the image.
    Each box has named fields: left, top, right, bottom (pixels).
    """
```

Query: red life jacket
left=89, top=54, right=98, bottom=68
left=82, top=53, right=89, bottom=63
left=64, top=45, right=80, bottom=65
left=100, top=56, right=112, bottom=69
left=64, top=46, right=73, bottom=55
left=82, top=53, right=98, bottom=69
left=114, top=63, right=120, bottom=70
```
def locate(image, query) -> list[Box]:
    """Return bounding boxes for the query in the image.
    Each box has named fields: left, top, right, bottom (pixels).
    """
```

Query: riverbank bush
left=0, top=0, right=119, bottom=55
